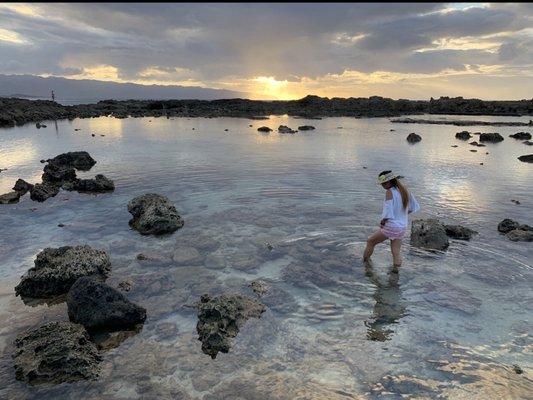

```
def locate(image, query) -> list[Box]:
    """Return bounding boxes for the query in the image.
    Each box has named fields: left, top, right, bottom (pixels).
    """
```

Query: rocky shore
left=1, top=95, right=532, bottom=128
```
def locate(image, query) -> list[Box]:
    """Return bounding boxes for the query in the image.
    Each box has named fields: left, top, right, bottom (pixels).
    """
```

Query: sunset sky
left=0, top=3, right=532, bottom=100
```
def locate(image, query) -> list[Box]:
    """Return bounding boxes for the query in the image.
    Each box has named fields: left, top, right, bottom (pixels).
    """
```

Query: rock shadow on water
left=364, top=263, right=407, bottom=342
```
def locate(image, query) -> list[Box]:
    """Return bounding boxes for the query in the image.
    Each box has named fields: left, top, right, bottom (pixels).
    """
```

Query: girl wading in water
left=363, top=171, right=420, bottom=267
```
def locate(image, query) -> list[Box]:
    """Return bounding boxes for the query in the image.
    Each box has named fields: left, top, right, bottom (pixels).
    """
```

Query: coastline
left=1, top=95, right=532, bottom=129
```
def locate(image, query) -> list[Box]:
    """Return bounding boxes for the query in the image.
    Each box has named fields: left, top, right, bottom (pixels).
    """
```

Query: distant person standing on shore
left=363, top=171, right=420, bottom=267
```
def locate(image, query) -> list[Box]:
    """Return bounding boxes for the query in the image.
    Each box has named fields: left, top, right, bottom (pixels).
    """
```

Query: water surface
left=0, top=114, right=531, bottom=399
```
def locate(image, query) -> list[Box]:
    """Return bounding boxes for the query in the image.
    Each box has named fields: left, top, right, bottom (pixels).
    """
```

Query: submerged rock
left=250, top=280, right=269, bottom=296
left=298, top=125, right=315, bottom=131
left=509, top=132, right=531, bottom=140
left=444, top=224, right=478, bottom=240
left=406, top=132, right=421, bottom=143
left=469, top=141, right=485, bottom=147
left=196, top=293, right=265, bottom=359
left=506, top=229, right=533, bottom=242
left=518, top=154, right=533, bottom=163
left=257, top=126, right=272, bottom=132
left=12, top=321, right=101, bottom=385
left=29, top=182, right=60, bottom=202
left=0, top=191, right=21, bottom=204
left=63, top=174, right=115, bottom=193
left=67, top=277, right=146, bottom=331
left=455, top=131, right=472, bottom=140
left=127, top=193, right=184, bottom=235
left=410, top=219, right=449, bottom=250
left=13, top=179, right=33, bottom=195
left=479, top=132, right=504, bottom=142
left=15, top=245, right=111, bottom=298
left=278, top=125, right=297, bottom=134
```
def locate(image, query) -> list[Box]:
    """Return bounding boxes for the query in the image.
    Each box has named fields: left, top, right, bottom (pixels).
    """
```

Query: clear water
left=0, top=115, right=531, bottom=399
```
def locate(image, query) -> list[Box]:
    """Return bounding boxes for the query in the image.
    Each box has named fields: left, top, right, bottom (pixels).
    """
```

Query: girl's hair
left=378, top=170, right=409, bottom=209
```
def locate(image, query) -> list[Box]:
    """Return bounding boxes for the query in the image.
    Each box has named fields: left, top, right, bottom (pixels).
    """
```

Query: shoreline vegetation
left=1, top=95, right=532, bottom=128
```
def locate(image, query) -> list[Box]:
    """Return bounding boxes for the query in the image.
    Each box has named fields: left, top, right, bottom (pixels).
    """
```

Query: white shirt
left=381, top=186, right=420, bottom=229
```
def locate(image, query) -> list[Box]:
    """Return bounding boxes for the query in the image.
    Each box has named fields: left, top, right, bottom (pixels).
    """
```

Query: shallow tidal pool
left=0, top=114, right=531, bottom=399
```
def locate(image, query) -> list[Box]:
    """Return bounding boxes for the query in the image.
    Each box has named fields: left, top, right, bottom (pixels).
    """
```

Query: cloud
left=0, top=3, right=531, bottom=99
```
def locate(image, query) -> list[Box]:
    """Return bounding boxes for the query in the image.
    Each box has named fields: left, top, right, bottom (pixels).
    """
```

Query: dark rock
left=62, top=174, right=115, bottom=193
left=506, top=230, right=533, bottom=242
left=42, top=162, right=76, bottom=183
left=46, top=151, right=97, bottom=171
left=12, top=321, right=101, bottom=385
left=444, top=224, right=477, bottom=240
left=298, top=125, right=315, bottom=131
left=410, top=219, right=449, bottom=250
left=196, top=294, right=265, bottom=359
left=12, top=179, right=33, bottom=198
left=127, top=193, right=184, bottom=235
left=469, top=141, right=485, bottom=147
left=470, top=149, right=478, bottom=152
left=0, top=191, right=21, bottom=204
left=278, top=125, right=297, bottom=134
left=58, top=223, right=65, bottom=227
left=498, top=219, right=519, bottom=233
left=451, top=145, right=458, bottom=147
left=406, top=132, right=421, bottom=143
left=455, top=131, right=472, bottom=140
left=518, top=154, right=533, bottom=163
left=36, top=122, right=41, bottom=129
left=509, top=132, right=531, bottom=140
left=523, top=140, right=533, bottom=146
left=512, top=364, right=523, bottom=374
left=67, top=277, right=146, bottom=331
left=479, top=132, right=504, bottom=142
left=118, top=280, right=133, bottom=292
left=15, top=245, right=111, bottom=298
left=29, top=182, right=60, bottom=202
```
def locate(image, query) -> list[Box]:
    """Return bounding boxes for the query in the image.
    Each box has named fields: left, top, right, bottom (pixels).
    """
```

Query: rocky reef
left=127, top=193, right=184, bottom=235
left=196, top=293, right=266, bottom=359
left=497, top=219, right=533, bottom=242
left=15, top=245, right=111, bottom=298
left=12, top=321, right=101, bottom=385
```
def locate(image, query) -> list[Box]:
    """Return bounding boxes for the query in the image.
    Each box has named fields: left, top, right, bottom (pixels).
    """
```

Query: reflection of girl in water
left=363, top=171, right=420, bottom=267
left=364, top=263, right=406, bottom=341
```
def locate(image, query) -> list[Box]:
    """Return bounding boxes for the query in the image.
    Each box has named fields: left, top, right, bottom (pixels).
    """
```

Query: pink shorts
left=380, top=225, right=406, bottom=240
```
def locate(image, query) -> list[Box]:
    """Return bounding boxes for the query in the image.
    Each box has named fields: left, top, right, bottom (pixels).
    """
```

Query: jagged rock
left=62, top=174, right=115, bottom=193
left=410, top=219, right=449, bottom=250
left=406, top=132, right=421, bottom=143
left=444, top=224, right=478, bottom=240
left=12, top=179, right=33, bottom=195
left=29, top=182, right=60, bottom=202
left=15, top=245, right=111, bottom=298
left=46, top=151, right=97, bottom=171
left=127, top=193, right=184, bottom=235
left=298, top=125, right=315, bottom=131
left=257, top=126, right=272, bottom=132
left=455, top=131, right=472, bottom=140
left=0, top=191, right=21, bottom=204
left=67, top=277, right=146, bottom=331
left=196, top=294, right=265, bottom=359
left=506, top=230, right=533, bottom=242
left=479, top=132, right=504, bottom=142
left=518, top=154, right=533, bottom=163
left=42, top=162, right=76, bottom=183
left=278, top=125, right=297, bottom=134
left=498, top=219, right=519, bottom=233
left=12, top=321, right=101, bottom=385
left=509, top=132, right=531, bottom=140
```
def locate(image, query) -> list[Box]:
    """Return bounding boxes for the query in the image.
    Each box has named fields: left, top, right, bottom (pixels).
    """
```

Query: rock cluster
left=196, top=294, right=265, bottom=359
left=509, top=132, right=531, bottom=140
left=455, top=131, right=472, bottom=140
left=12, top=321, right=101, bottom=385
left=406, top=132, right=422, bottom=143
left=127, top=193, right=184, bottom=235
left=479, top=132, right=504, bottom=142
left=497, top=219, right=533, bottom=242
left=15, top=245, right=111, bottom=298
left=444, top=224, right=478, bottom=240
left=278, top=125, right=297, bottom=134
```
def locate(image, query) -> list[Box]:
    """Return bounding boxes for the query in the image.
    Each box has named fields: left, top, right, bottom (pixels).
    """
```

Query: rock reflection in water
left=364, top=263, right=406, bottom=341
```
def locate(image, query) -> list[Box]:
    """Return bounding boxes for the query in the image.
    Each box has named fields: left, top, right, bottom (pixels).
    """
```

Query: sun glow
left=251, top=76, right=298, bottom=100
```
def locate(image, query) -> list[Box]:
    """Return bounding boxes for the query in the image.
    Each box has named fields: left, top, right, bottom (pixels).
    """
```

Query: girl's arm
left=381, top=190, right=394, bottom=225
left=408, top=192, right=420, bottom=214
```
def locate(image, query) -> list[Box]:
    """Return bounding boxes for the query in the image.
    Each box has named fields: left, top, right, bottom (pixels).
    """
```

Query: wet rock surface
left=15, top=245, right=111, bottom=298
left=127, top=193, right=184, bottom=235
left=455, top=130, right=472, bottom=140
left=479, top=132, right=504, bottom=142
left=509, top=132, right=531, bottom=140
left=278, top=125, right=297, bottom=134
left=506, top=229, right=533, bottom=242
left=0, top=191, right=21, bottom=204
left=444, top=224, right=478, bottom=240
left=67, top=277, right=147, bottom=331
left=12, top=179, right=33, bottom=195
left=518, top=154, right=533, bottom=163
left=497, top=218, right=532, bottom=233
left=257, top=126, right=272, bottom=132
left=196, top=293, right=266, bottom=359
left=29, top=181, right=60, bottom=202
left=62, top=174, right=115, bottom=193
left=12, top=321, right=101, bottom=385
left=297, top=125, right=315, bottom=131
left=410, top=219, right=449, bottom=250
left=406, top=132, right=421, bottom=143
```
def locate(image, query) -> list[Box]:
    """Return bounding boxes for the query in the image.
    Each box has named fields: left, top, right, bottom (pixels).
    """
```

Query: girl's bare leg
left=390, top=239, right=402, bottom=267
left=363, top=230, right=388, bottom=262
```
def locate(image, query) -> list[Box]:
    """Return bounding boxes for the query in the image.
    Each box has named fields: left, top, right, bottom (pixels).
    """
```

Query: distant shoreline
left=1, top=95, right=532, bottom=128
